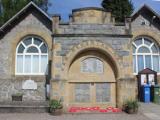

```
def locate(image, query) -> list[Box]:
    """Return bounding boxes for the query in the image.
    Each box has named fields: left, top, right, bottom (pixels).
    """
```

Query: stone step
left=0, top=101, right=49, bottom=113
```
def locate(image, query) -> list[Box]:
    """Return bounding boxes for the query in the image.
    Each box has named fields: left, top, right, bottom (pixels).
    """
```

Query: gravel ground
left=0, top=112, right=150, bottom=120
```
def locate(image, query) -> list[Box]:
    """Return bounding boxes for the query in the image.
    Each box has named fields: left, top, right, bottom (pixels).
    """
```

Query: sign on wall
left=22, top=80, right=37, bottom=90
left=148, top=74, right=155, bottom=85
left=141, top=74, right=147, bottom=85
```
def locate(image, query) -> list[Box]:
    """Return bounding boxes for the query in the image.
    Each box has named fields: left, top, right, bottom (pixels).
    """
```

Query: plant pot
left=12, top=95, right=23, bottom=101
left=50, top=109, right=63, bottom=116
left=125, top=107, right=138, bottom=114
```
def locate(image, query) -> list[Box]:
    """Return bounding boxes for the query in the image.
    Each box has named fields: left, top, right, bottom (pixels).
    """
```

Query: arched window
left=16, top=36, right=48, bottom=75
left=132, top=37, right=159, bottom=73
left=81, top=57, right=103, bottom=73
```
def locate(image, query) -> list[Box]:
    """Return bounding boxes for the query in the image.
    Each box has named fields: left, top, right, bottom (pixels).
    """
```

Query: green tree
left=101, top=0, right=134, bottom=22
left=0, top=0, right=48, bottom=26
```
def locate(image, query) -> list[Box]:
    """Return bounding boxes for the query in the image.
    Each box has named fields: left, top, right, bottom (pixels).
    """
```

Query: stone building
left=0, top=2, right=160, bottom=112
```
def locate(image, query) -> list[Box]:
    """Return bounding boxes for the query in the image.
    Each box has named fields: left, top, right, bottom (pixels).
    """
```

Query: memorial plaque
left=22, top=80, right=37, bottom=90
left=81, top=58, right=103, bottom=73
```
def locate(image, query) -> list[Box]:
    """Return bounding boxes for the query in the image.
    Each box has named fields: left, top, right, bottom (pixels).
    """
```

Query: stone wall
left=51, top=8, right=136, bottom=110
left=0, top=10, right=52, bottom=101
left=52, top=21, right=133, bottom=81
left=131, top=10, right=160, bottom=83
left=117, top=78, right=137, bottom=108
left=55, top=37, right=130, bottom=56
left=71, top=8, right=113, bottom=24
left=0, top=78, right=46, bottom=102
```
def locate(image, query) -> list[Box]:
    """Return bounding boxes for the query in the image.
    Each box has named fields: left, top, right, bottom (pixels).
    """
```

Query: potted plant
left=12, top=93, right=23, bottom=101
left=49, top=99, right=63, bottom=115
left=123, top=99, right=139, bottom=114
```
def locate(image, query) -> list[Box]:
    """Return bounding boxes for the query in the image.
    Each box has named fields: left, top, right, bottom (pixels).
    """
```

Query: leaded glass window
left=16, top=36, right=48, bottom=75
left=132, top=37, right=160, bottom=73
left=75, top=84, right=90, bottom=102
left=96, top=83, right=111, bottom=102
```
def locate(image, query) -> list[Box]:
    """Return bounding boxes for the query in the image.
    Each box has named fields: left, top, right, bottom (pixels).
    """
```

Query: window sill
left=13, top=75, right=47, bottom=81
left=15, top=73, right=48, bottom=76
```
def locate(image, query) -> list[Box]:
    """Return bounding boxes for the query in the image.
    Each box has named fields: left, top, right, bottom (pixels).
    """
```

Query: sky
left=47, top=0, right=160, bottom=21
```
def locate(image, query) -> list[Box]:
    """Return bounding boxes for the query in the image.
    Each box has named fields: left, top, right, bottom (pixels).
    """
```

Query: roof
left=0, top=1, right=52, bottom=33
left=131, top=4, right=160, bottom=21
left=138, top=68, right=157, bottom=74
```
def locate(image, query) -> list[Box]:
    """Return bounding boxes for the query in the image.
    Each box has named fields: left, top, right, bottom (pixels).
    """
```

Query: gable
left=0, top=2, right=52, bottom=38
left=131, top=5, right=160, bottom=30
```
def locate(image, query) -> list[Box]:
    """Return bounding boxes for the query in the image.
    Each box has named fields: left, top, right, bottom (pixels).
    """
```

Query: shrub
left=49, top=99, right=63, bottom=112
left=123, top=99, right=139, bottom=114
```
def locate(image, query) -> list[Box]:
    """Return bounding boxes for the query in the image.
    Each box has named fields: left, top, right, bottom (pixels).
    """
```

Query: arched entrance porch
left=62, top=41, right=121, bottom=110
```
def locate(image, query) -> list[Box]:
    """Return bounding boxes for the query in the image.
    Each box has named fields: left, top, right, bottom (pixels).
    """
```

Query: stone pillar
left=117, top=77, right=137, bottom=108
left=125, top=17, right=132, bottom=34
left=50, top=80, right=67, bottom=112
left=103, top=12, right=112, bottom=23
left=52, top=15, right=61, bottom=34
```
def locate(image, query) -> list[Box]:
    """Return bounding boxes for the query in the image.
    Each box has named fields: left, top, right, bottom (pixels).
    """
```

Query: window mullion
left=21, top=42, right=26, bottom=48
left=133, top=42, right=137, bottom=48
left=15, top=55, right=17, bottom=73
left=39, top=55, right=41, bottom=73
left=38, top=55, right=41, bottom=73
left=32, top=37, right=34, bottom=44
left=39, top=43, right=43, bottom=47
left=150, top=43, right=154, bottom=48
left=23, top=55, right=25, bottom=73
left=151, top=55, right=153, bottom=70
left=135, top=55, right=138, bottom=73
left=31, top=55, right=33, bottom=74
left=143, top=55, right=146, bottom=69
left=142, top=38, right=144, bottom=45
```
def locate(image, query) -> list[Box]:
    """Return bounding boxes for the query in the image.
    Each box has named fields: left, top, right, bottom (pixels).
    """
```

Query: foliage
left=101, top=0, right=134, bottom=22
left=49, top=99, right=63, bottom=112
left=12, top=92, right=23, bottom=96
left=123, top=99, right=139, bottom=113
left=0, top=0, right=48, bottom=26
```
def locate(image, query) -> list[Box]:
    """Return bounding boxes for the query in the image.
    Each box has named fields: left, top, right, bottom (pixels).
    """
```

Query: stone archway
left=62, top=41, right=122, bottom=109
left=63, top=40, right=122, bottom=80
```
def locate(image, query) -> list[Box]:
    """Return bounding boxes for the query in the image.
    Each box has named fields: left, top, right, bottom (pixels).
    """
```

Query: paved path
left=0, top=102, right=160, bottom=120
left=0, top=112, right=149, bottom=120
left=140, top=102, right=160, bottom=120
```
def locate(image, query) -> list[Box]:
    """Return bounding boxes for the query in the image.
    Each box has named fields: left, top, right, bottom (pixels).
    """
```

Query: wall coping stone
left=72, top=7, right=111, bottom=13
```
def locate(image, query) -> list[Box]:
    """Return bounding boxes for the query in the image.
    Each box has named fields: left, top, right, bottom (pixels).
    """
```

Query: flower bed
left=69, top=106, right=121, bottom=113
